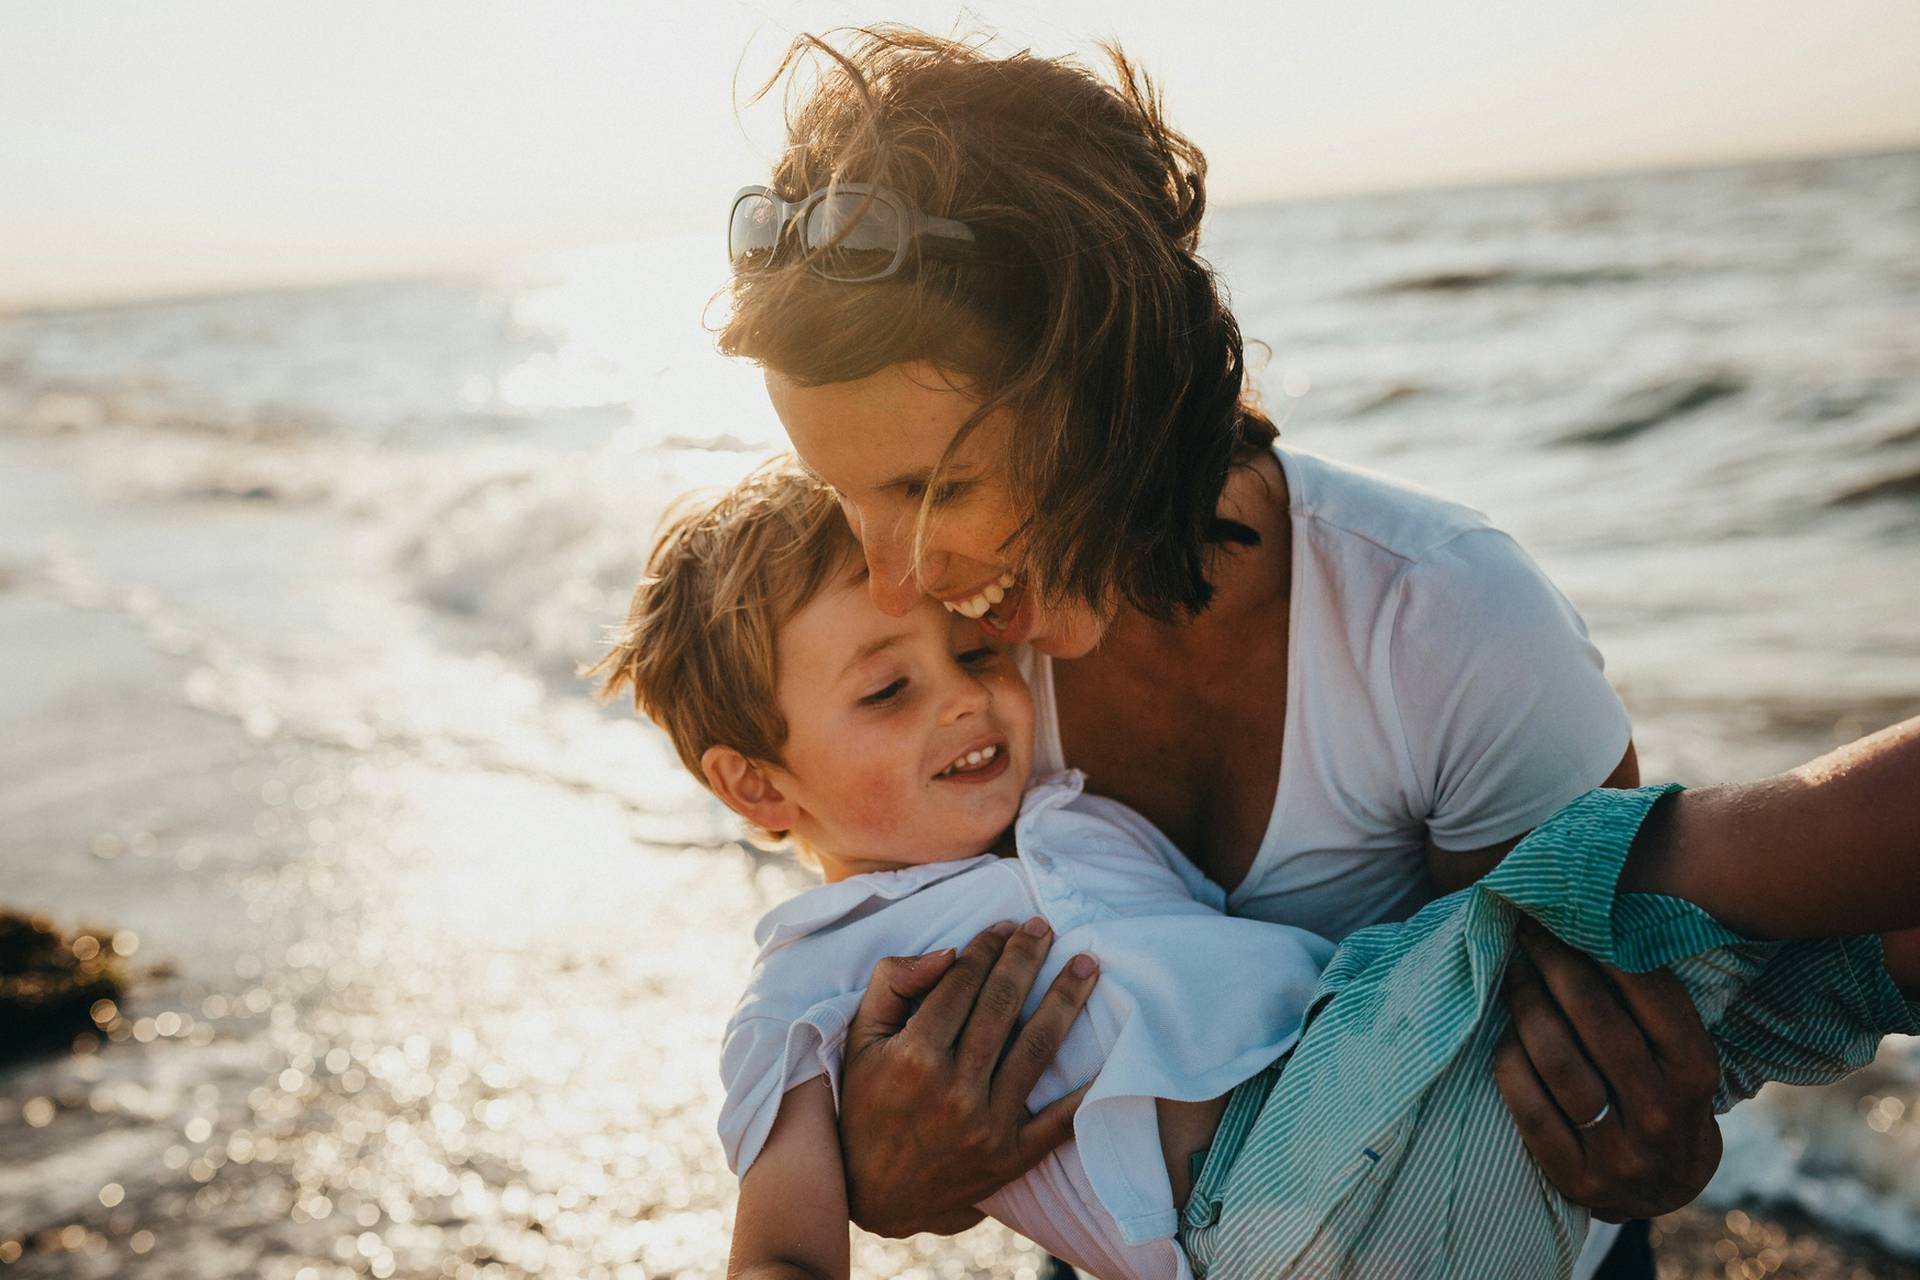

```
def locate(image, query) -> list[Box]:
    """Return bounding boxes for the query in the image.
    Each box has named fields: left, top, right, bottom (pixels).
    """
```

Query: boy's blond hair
left=590, top=458, right=858, bottom=793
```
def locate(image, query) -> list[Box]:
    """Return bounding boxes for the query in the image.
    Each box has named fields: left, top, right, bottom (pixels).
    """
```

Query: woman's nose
left=860, top=519, right=931, bottom=617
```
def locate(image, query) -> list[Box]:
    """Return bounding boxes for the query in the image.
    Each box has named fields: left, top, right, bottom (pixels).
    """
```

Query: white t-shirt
left=718, top=771, right=1335, bottom=1280
left=1022, top=446, right=1634, bottom=1273
left=1026, top=446, right=1632, bottom=939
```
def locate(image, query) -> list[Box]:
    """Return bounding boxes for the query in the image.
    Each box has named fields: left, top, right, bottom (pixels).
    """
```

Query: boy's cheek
left=838, top=758, right=921, bottom=832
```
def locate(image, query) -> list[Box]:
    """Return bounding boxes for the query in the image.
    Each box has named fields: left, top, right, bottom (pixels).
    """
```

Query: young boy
left=594, top=461, right=1920, bottom=1280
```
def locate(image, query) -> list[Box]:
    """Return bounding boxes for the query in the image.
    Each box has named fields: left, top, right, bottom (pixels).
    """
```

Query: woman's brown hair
left=719, top=25, right=1275, bottom=621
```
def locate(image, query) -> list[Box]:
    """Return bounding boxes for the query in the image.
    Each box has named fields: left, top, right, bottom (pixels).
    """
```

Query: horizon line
left=6, top=139, right=1915, bottom=318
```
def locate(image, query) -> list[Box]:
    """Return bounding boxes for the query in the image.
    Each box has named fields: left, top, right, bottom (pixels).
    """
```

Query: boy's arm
left=729, top=1076, right=853, bottom=1280
left=1621, top=715, right=1920, bottom=958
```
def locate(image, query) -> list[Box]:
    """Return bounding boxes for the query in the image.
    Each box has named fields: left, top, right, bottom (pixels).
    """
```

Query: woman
left=718, top=28, right=1721, bottom=1276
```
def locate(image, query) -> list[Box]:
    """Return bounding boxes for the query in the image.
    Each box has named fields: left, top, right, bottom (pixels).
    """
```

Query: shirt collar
left=1018, top=768, right=1087, bottom=821
left=752, top=853, right=1002, bottom=951
left=750, top=771, right=1087, bottom=952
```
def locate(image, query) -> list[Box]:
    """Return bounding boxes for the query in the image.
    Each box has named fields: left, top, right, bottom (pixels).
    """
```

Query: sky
left=2, top=0, right=1917, bottom=308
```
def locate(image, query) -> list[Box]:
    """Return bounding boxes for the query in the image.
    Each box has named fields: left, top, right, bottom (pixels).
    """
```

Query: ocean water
left=1, top=149, right=1917, bottom=1276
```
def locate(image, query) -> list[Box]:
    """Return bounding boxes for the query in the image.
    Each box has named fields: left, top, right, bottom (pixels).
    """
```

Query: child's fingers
left=1016, top=1079, right=1094, bottom=1173
left=989, top=951, right=1098, bottom=1117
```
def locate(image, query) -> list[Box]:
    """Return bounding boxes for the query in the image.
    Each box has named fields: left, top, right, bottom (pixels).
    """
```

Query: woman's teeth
left=937, top=743, right=1000, bottom=777
left=943, top=574, right=1017, bottom=620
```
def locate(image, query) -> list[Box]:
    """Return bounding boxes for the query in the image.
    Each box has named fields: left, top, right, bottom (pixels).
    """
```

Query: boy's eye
left=956, top=647, right=998, bottom=666
left=860, top=678, right=908, bottom=706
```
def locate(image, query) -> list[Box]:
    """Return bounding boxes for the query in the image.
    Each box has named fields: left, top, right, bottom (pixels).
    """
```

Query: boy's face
left=768, top=557, right=1035, bottom=875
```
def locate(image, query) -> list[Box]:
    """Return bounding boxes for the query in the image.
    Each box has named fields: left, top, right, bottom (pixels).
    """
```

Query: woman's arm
left=835, top=921, right=1100, bottom=1238
left=1621, top=714, right=1920, bottom=959
left=729, top=1077, right=853, bottom=1280
left=1493, top=714, right=1920, bottom=1223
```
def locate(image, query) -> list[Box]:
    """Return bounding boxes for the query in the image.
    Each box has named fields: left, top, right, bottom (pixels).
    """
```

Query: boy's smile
left=931, top=738, right=1009, bottom=783
left=760, top=555, right=1035, bottom=881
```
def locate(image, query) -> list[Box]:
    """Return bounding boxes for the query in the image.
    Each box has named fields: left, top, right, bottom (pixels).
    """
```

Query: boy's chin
left=932, top=813, right=1020, bottom=863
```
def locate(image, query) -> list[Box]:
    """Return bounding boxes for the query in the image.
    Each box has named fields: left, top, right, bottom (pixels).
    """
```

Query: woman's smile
left=937, top=572, right=1016, bottom=619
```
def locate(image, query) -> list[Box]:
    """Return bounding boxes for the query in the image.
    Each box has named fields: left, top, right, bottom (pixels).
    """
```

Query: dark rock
left=0, top=909, right=127, bottom=1062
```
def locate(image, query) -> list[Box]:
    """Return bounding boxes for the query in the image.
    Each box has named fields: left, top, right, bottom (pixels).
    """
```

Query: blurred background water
left=2, top=149, right=1917, bottom=1278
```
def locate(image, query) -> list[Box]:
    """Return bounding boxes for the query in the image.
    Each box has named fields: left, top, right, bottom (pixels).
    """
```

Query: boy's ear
left=701, top=746, right=801, bottom=833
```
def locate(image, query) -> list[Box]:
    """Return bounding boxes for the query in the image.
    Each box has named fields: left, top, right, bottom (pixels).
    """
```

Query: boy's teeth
left=939, top=743, right=999, bottom=776
left=998, top=573, right=1015, bottom=588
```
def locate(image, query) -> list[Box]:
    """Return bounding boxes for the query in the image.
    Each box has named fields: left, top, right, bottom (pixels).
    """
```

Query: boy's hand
left=1493, top=924, right=1723, bottom=1222
left=837, top=919, right=1099, bottom=1239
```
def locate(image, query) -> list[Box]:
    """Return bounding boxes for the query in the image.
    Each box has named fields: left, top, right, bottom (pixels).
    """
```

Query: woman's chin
left=984, top=588, right=1109, bottom=658
left=1023, top=610, right=1110, bottom=660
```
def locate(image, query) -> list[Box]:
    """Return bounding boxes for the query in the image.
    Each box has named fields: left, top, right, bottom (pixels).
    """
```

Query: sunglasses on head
left=727, top=183, right=978, bottom=283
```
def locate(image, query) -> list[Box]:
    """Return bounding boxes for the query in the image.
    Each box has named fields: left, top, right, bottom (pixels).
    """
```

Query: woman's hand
left=1492, top=920, right=1723, bottom=1222
left=837, top=918, right=1100, bottom=1238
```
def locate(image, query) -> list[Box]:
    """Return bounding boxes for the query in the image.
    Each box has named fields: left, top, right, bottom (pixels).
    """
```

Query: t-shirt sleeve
left=715, top=991, right=863, bottom=1178
left=1389, top=527, right=1632, bottom=852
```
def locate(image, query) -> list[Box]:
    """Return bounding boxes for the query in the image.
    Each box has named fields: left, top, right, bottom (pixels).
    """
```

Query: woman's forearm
left=1622, top=715, right=1920, bottom=940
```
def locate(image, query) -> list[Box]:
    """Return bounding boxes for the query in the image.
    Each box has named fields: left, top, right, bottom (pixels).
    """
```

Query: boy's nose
left=939, top=669, right=992, bottom=723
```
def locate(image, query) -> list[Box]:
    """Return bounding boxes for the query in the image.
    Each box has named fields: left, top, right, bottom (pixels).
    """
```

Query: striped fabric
left=1179, top=784, right=1920, bottom=1280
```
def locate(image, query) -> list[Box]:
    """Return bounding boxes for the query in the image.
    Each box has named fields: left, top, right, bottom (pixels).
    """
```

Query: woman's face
left=767, top=362, right=1110, bottom=658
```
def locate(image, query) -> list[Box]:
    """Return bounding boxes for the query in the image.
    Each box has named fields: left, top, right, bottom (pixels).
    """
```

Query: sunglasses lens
left=804, top=191, right=905, bottom=281
left=728, top=194, right=781, bottom=266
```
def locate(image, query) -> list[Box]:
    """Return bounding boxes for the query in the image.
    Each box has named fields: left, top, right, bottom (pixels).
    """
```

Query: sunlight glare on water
left=499, top=236, right=783, bottom=453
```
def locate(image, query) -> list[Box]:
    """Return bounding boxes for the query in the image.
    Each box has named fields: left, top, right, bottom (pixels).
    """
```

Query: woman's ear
left=702, top=745, right=801, bottom=833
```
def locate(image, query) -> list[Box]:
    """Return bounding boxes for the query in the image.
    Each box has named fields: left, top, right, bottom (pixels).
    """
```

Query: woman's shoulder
left=1278, top=445, right=1604, bottom=706
left=1277, top=445, right=1502, bottom=568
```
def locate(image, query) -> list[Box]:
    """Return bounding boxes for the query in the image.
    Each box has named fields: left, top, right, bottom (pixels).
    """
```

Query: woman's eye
left=860, top=678, right=908, bottom=706
left=903, top=479, right=969, bottom=506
